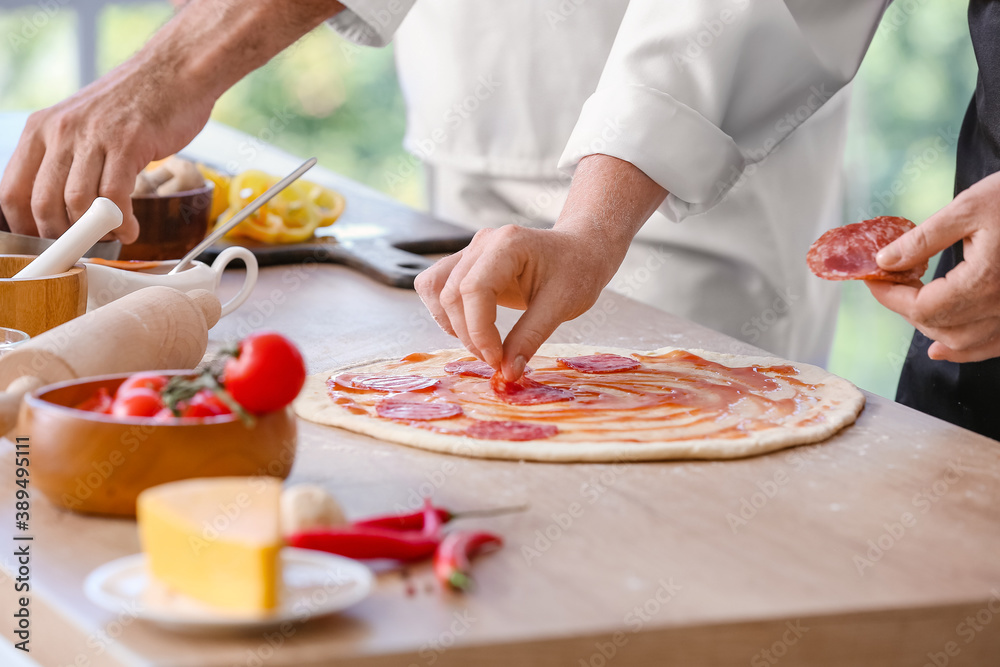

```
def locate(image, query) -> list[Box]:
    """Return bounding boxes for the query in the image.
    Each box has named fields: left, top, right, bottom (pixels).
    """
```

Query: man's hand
left=0, top=0, right=343, bottom=242
left=0, top=65, right=212, bottom=242
left=416, top=226, right=621, bottom=381
left=866, top=171, right=1000, bottom=363
left=415, top=154, right=667, bottom=380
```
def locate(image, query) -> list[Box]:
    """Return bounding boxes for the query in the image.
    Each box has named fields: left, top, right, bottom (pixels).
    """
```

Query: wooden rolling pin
left=0, top=286, right=221, bottom=434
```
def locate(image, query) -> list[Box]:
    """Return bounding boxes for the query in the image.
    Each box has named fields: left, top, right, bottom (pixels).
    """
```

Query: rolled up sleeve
left=327, top=0, right=416, bottom=47
left=558, top=0, right=889, bottom=220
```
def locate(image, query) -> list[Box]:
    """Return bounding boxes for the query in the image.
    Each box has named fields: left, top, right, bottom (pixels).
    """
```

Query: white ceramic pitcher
left=85, top=246, right=258, bottom=317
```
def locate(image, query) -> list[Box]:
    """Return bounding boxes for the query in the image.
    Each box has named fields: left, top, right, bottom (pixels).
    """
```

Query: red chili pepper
left=433, top=530, right=503, bottom=591
left=288, top=526, right=439, bottom=561
left=290, top=499, right=445, bottom=561
left=420, top=498, right=443, bottom=537
left=354, top=503, right=527, bottom=532
left=354, top=507, right=451, bottom=531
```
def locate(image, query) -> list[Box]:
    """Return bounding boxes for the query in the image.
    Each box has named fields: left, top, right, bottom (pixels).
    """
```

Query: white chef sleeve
left=558, top=0, right=889, bottom=221
left=326, top=0, right=416, bottom=47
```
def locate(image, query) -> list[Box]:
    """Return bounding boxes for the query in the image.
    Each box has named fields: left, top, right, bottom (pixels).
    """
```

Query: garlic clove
left=280, top=484, right=347, bottom=536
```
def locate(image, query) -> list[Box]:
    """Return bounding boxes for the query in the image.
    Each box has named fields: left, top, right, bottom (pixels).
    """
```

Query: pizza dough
left=295, top=345, right=865, bottom=462
left=808, top=216, right=927, bottom=283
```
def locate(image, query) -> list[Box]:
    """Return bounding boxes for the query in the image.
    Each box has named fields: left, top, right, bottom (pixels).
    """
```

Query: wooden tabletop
left=3, top=116, right=1000, bottom=666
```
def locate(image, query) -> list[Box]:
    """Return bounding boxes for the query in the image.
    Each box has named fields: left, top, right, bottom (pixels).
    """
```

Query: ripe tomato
left=75, top=387, right=113, bottom=414
left=111, top=388, right=165, bottom=418
left=152, top=408, right=176, bottom=423
left=223, top=332, right=306, bottom=414
left=117, top=372, right=169, bottom=398
left=180, top=389, right=233, bottom=418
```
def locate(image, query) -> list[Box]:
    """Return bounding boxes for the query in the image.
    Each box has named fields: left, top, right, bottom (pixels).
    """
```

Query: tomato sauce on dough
left=327, top=350, right=826, bottom=443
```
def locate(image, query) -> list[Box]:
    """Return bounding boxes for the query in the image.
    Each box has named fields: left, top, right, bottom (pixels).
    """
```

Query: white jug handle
left=211, top=246, right=259, bottom=317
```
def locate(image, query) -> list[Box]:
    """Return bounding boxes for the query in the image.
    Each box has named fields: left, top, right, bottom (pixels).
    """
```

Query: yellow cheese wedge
left=137, top=477, right=283, bottom=613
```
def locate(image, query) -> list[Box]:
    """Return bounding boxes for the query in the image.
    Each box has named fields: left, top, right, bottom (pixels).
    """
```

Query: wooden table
left=3, top=117, right=1000, bottom=666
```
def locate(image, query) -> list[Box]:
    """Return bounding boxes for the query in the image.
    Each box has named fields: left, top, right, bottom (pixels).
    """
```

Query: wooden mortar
left=0, top=254, right=87, bottom=336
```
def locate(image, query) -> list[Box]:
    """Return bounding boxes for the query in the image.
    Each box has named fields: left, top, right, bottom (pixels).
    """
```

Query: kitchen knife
left=0, top=207, right=122, bottom=260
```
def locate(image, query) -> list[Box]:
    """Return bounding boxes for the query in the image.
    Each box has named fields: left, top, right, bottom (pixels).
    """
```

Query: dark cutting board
left=198, top=199, right=474, bottom=289
left=188, top=151, right=476, bottom=288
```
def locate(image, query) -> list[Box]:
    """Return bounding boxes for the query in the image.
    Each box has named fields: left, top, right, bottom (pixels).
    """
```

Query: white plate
left=84, top=547, right=373, bottom=633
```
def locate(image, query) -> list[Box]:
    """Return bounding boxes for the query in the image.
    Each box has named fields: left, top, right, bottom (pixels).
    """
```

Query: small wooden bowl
left=121, top=183, right=214, bottom=261
left=0, top=255, right=87, bottom=336
left=19, top=371, right=297, bottom=517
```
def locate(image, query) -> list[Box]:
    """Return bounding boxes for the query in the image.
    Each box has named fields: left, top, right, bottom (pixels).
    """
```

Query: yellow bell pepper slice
left=195, top=164, right=232, bottom=224
left=214, top=169, right=346, bottom=244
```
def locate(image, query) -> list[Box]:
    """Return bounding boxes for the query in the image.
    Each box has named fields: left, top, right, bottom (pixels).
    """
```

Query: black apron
left=896, top=0, right=1000, bottom=439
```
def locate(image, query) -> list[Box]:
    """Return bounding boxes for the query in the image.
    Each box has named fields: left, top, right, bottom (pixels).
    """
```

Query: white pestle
left=14, top=197, right=123, bottom=279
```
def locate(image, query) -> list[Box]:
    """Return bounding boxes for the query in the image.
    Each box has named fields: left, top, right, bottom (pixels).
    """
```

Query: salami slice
left=558, top=354, right=642, bottom=373
left=489, top=373, right=574, bottom=405
left=466, top=420, right=559, bottom=441
left=443, top=359, right=496, bottom=378
left=348, top=374, right=439, bottom=392
left=376, top=398, right=463, bottom=421
left=807, top=216, right=927, bottom=283
left=444, top=359, right=533, bottom=378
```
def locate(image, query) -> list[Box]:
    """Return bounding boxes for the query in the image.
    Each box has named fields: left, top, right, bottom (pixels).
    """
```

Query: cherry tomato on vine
left=152, top=408, right=176, bottom=422
left=116, top=372, right=169, bottom=398
left=75, top=387, right=113, bottom=414
left=223, top=332, right=306, bottom=414
left=111, top=388, right=165, bottom=418
left=180, top=389, right=233, bottom=418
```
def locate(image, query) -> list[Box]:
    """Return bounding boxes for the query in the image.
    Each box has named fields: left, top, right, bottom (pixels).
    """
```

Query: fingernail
left=877, top=243, right=901, bottom=267
left=506, top=355, right=527, bottom=382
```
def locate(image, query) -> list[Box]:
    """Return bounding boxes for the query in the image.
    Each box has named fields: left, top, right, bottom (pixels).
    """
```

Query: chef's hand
left=0, top=66, right=212, bottom=243
left=866, top=171, right=1000, bottom=363
left=0, top=0, right=344, bottom=243
left=416, top=154, right=667, bottom=380
left=416, top=226, right=620, bottom=381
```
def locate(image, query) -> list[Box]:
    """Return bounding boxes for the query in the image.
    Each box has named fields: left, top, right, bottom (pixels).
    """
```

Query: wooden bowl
left=121, top=183, right=214, bottom=261
left=0, top=255, right=87, bottom=336
left=19, top=371, right=297, bottom=517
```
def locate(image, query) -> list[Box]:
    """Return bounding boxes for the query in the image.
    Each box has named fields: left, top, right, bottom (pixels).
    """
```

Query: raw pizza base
left=295, top=344, right=865, bottom=462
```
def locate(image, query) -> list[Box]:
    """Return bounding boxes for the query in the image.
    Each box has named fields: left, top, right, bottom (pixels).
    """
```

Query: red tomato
left=152, top=408, right=176, bottom=422
left=75, top=387, right=113, bottom=414
left=223, top=332, right=306, bottom=414
left=180, top=389, right=233, bottom=418
left=117, top=372, right=169, bottom=398
left=111, top=388, right=165, bottom=418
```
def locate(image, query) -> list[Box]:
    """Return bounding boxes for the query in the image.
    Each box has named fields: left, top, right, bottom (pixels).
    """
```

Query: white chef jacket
left=330, top=0, right=888, bottom=213
left=328, top=1, right=891, bottom=364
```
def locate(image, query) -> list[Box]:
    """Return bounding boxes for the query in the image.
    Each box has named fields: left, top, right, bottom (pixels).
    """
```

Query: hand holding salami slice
left=865, top=172, right=1000, bottom=363
left=807, top=216, right=928, bottom=283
